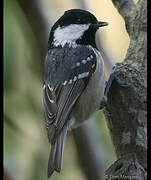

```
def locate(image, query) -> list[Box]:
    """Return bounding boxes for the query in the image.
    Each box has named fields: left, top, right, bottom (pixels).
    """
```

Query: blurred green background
left=4, top=0, right=130, bottom=179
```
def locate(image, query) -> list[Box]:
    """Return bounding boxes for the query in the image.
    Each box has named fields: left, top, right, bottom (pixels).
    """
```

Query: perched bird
left=43, top=9, right=108, bottom=178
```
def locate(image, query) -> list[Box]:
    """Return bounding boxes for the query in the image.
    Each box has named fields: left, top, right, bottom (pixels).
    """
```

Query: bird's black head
left=48, top=9, right=108, bottom=49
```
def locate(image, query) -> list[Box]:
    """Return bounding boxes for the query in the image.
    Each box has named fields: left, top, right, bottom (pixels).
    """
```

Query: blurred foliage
left=3, top=0, right=127, bottom=179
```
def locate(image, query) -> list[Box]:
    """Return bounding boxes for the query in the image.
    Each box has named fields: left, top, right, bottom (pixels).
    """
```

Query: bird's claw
left=100, top=96, right=111, bottom=116
left=104, top=63, right=129, bottom=97
left=103, top=106, right=111, bottom=117
left=100, top=96, right=107, bottom=109
left=100, top=63, right=128, bottom=117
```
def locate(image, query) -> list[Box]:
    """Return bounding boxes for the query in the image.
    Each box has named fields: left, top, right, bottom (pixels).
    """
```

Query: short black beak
left=97, top=21, right=108, bottom=27
left=91, top=21, right=108, bottom=29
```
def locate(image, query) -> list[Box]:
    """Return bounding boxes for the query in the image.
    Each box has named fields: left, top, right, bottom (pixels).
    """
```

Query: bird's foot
left=100, top=96, right=107, bottom=109
left=104, top=62, right=129, bottom=97
left=103, top=106, right=111, bottom=116
left=100, top=96, right=111, bottom=116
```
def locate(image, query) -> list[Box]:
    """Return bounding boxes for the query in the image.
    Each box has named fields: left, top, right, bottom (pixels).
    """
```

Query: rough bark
left=105, top=0, right=147, bottom=179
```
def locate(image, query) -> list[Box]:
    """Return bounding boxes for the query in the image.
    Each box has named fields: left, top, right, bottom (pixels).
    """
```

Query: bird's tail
left=47, top=127, right=67, bottom=178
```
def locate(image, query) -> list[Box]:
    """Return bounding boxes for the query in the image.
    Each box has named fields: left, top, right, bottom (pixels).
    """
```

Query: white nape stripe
left=53, top=24, right=90, bottom=47
left=78, top=72, right=89, bottom=79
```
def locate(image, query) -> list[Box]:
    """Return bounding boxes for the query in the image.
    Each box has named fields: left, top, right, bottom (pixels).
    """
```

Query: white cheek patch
left=53, top=24, right=90, bottom=47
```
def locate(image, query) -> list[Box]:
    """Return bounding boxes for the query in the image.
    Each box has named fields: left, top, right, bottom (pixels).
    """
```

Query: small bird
left=43, top=9, right=108, bottom=178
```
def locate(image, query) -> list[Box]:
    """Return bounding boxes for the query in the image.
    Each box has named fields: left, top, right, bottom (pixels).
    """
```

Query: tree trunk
left=105, top=0, right=147, bottom=179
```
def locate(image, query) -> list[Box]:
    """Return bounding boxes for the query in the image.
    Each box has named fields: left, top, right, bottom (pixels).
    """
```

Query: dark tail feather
left=47, top=142, right=56, bottom=178
left=47, top=127, right=67, bottom=178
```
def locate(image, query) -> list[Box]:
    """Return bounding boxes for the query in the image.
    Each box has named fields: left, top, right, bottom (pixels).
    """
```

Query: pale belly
left=70, top=51, right=106, bottom=127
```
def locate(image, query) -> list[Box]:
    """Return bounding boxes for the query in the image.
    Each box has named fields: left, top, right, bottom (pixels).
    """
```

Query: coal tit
left=43, top=9, right=108, bottom=178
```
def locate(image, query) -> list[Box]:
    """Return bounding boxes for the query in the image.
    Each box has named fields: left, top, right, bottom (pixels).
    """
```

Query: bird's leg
left=100, top=96, right=111, bottom=116
left=104, top=62, right=128, bottom=98
left=100, top=63, right=128, bottom=116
